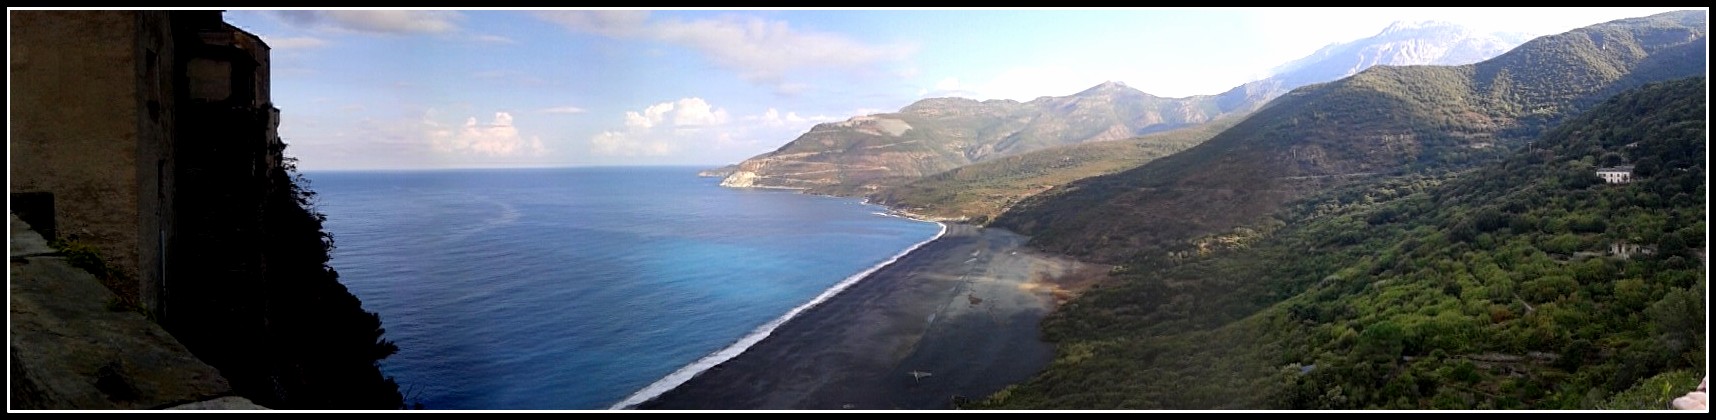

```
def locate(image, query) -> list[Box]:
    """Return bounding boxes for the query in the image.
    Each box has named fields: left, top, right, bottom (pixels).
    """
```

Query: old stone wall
left=9, top=11, right=152, bottom=309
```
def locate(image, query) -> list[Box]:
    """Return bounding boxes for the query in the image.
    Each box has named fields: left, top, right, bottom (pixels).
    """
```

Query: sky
left=198, top=7, right=1703, bottom=171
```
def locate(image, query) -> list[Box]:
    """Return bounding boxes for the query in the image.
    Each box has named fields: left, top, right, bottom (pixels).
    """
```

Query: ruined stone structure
left=9, top=10, right=280, bottom=322
left=7, top=11, right=399, bottom=410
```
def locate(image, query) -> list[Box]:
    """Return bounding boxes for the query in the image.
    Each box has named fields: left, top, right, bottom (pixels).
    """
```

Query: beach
left=630, top=223, right=1106, bottom=410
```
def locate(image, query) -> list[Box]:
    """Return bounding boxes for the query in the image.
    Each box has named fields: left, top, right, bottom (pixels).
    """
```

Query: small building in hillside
left=1596, top=165, right=1635, bottom=184
left=1609, top=241, right=1656, bottom=259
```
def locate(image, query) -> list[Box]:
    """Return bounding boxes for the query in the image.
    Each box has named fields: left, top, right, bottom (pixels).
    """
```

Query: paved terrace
left=10, top=213, right=265, bottom=410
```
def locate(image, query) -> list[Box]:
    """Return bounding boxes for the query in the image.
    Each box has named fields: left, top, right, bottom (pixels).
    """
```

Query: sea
left=303, top=166, right=944, bottom=410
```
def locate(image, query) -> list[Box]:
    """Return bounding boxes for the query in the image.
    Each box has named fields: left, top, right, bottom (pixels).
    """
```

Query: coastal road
left=633, top=223, right=1100, bottom=410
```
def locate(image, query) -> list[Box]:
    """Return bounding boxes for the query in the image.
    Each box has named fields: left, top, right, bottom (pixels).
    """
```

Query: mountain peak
left=1075, top=80, right=1137, bottom=96
left=1378, top=20, right=1464, bottom=35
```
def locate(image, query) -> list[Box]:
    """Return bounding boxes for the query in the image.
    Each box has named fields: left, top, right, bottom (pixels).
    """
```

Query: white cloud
left=670, top=98, right=729, bottom=127
left=754, top=108, right=819, bottom=127
left=624, top=102, right=671, bottom=130
left=537, top=11, right=915, bottom=85
left=540, top=106, right=587, bottom=114
left=271, top=10, right=463, bottom=34
left=427, top=112, right=548, bottom=157
left=591, top=97, right=732, bottom=156
left=263, top=36, right=329, bottom=49
left=654, top=16, right=914, bottom=84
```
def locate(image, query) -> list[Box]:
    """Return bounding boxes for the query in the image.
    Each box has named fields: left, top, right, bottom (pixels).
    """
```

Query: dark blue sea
left=304, top=166, right=944, bottom=410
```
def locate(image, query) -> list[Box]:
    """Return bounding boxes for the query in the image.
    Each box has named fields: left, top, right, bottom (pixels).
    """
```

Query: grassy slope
left=866, top=113, right=1246, bottom=223
left=973, top=76, right=1707, bottom=410
left=991, top=11, right=1708, bottom=266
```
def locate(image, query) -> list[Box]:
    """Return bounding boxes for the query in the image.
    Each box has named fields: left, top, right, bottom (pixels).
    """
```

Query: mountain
left=719, top=81, right=1224, bottom=194
left=719, top=22, right=1535, bottom=194
left=1272, top=21, right=1535, bottom=88
left=865, top=113, right=1245, bottom=223
left=991, top=9, right=1708, bottom=265
left=973, top=75, right=1707, bottom=410
left=1217, top=21, right=1536, bottom=113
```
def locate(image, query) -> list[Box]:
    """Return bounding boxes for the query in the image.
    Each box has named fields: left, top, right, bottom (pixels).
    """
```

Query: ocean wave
left=607, top=220, right=949, bottom=410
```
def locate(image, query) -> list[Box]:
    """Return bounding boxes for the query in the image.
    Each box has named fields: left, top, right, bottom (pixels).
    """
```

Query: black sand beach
left=632, top=223, right=1104, bottom=410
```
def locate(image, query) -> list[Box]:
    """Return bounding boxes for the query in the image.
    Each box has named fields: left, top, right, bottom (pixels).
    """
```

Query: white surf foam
left=608, top=218, right=949, bottom=409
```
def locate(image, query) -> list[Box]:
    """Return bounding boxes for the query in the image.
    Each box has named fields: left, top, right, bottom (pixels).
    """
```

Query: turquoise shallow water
left=305, top=166, right=942, bottom=410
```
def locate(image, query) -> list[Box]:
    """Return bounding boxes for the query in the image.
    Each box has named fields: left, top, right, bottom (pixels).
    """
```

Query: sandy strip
left=632, top=223, right=1104, bottom=410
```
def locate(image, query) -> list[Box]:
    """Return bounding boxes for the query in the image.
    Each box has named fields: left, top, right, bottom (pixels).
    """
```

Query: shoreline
left=608, top=208, right=949, bottom=410
left=630, top=222, right=1105, bottom=410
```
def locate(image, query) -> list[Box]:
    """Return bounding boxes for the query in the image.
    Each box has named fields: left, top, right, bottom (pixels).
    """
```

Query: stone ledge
left=10, top=213, right=250, bottom=410
left=163, top=396, right=270, bottom=410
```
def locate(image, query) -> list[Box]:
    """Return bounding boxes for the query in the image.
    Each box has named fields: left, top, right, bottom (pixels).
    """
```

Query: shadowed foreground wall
left=9, top=10, right=402, bottom=410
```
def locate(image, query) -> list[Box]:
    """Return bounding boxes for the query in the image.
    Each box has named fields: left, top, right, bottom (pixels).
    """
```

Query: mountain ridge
left=975, top=74, right=1708, bottom=410
left=716, top=20, right=1538, bottom=194
left=990, top=9, right=1708, bottom=264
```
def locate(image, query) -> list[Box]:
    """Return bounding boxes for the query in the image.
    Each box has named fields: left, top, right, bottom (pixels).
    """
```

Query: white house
left=1596, top=165, right=1634, bottom=184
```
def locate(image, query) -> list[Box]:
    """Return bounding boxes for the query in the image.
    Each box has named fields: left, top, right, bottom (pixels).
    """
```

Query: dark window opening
left=11, top=192, right=56, bottom=241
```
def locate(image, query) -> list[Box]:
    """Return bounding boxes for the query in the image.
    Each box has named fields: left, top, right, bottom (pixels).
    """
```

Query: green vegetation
left=49, top=239, right=149, bottom=317
left=168, top=102, right=404, bottom=409
left=1602, top=369, right=1707, bottom=410
left=971, top=76, right=1706, bottom=410
left=992, top=10, right=1707, bottom=265
left=255, top=151, right=405, bottom=409
left=732, top=83, right=1249, bottom=193
left=867, top=113, right=1245, bottom=223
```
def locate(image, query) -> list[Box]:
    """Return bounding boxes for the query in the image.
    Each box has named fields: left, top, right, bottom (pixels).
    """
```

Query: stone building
left=13, top=12, right=404, bottom=409
left=1596, top=165, right=1634, bottom=184
left=9, top=10, right=280, bottom=320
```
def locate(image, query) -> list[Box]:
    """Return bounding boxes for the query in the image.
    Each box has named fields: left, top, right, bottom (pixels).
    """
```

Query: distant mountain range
left=717, top=81, right=1221, bottom=193
left=845, top=9, right=1709, bottom=411
left=710, top=9, right=1711, bottom=410
left=1270, top=20, right=1536, bottom=87
left=978, top=71, right=1709, bottom=412
left=992, top=9, right=1708, bottom=264
left=716, top=21, right=1540, bottom=193
left=1216, top=20, right=1538, bottom=113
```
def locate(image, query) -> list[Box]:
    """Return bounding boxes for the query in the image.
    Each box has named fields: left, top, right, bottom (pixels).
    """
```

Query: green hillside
left=718, top=20, right=1536, bottom=195
left=720, top=83, right=1232, bottom=193
left=991, top=10, right=1708, bottom=265
left=973, top=76, right=1707, bottom=410
left=865, top=113, right=1245, bottom=223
